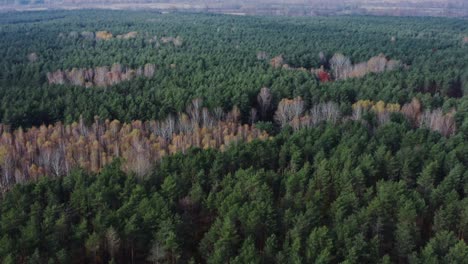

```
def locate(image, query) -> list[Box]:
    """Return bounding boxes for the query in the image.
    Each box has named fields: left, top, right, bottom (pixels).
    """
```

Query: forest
left=0, top=10, right=467, bottom=263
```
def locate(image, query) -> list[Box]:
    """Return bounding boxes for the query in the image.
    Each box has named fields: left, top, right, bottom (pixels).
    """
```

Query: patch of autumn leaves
left=269, top=53, right=402, bottom=82
left=0, top=103, right=269, bottom=188
left=274, top=97, right=456, bottom=137
left=352, top=99, right=456, bottom=136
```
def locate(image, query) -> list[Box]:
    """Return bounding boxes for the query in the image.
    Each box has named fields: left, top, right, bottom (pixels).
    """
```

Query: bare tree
left=155, top=120, right=172, bottom=140
left=270, top=55, right=285, bottom=68
left=0, top=100, right=271, bottom=188
left=274, top=99, right=290, bottom=127
left=27, top=52, right=39, bottom=63
left=321, top=102, right=341, bottom=124
left=187, top=98, right=203, bottom=128
left=202, top=107, right=214, bottom=128
left=79, top=115, right=88, bottom=136
left=106, top=227, right=120, bottom=260
left=178, top=113, right=191, bottom=133
left=109, top=119, right=121, bottom=138
left=291, top=97, right=305, bottom=118
left=166, top=114, right=176, bottom=136
left=386, top=59, right=402, bottom=71
left=212, top=107, right=225, bottom=121
left=309, top=102, right=341, bottom=126
left=348, top=62, right=368, bottom=78
left=274, top=97, right=304, bottom=127
left=401, top=98, right=422, bottom=126
left=227, top=106, right=241, bottom=123
left=0, top=145, right=15, bottom=186
left=330, top=53, right=352, bottom=80
left=367, top=54, right=388, bottom=73
left=249, top=108, right=258, bottom=125
left=147, top=241, right=166, bottom=264
left=319, top=51, right=326, bottom=65
left=50, top=147, right=65, bottom=177
left=419, top=109, right=456, bottom=136
left=352, top=105, right=364, bottom=121
left=127, top=140, right=151, bottom=178
left=257, top=87, right=272, bottom=119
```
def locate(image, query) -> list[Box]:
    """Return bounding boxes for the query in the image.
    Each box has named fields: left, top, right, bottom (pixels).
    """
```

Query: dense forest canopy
left=0, top=10, right=467, bottom=264
left=0, top=11, right=467, bottom=128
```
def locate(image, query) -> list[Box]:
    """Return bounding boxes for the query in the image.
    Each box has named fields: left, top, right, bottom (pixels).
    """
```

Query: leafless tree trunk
left=291, top=97, right=304, bottom=118
left=249, top=108, right=258, bottom=125
left=330, top=53, right=352, bottom=80
left=106, top=227, right=120, bottom=260
left=187, top=98, right=203, bottom=128
left=257, top=87, right=272, bottom=119
left=319, top=51, right=326, bottom=65
left=274, top=99, right=292, bottom=127
left=0, top=147, right=15, bottom=186
left=401, top=98, right=422, bottom=127
left=212, top=107, right=225, bottom=121
left=309, top=102, right=341, bottom=126
left=419, top=109, right=456, bottom=136
left=274, top=97, right=304, bottom=127
left=352, top=106, right=364, bottom=121
left=147, top=241, right=166, bottom=264
left=51, top=148, right=64, bottom=177
left=202, top=107, right=214, bottom=128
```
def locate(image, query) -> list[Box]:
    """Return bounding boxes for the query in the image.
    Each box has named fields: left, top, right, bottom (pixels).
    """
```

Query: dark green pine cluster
left=1, top=123, right=467, bottom=263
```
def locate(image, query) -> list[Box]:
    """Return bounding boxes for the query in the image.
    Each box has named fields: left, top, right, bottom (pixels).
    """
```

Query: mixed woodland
left=0, top=10, right=467, bottom=263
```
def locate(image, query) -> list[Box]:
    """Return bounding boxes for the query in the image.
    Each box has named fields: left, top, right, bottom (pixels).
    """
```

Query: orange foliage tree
left=0, top=101, right=269, bottom=188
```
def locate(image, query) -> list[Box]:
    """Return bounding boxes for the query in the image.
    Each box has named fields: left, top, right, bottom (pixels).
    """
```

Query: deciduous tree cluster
left=270, top=52, right=402, bottom=81
left=273, top=97, right=457, bottom=136
left=62, top=30, right=138, bottom=41
left=46, top=63, right=156, bottom=87
left=0, top=101, right=268, bottom=188
left=330, top=53, right=402, bottom=80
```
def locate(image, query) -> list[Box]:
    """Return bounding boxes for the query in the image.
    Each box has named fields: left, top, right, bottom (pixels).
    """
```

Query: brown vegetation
left=330, top=53, right=352, bottom=80
left=353, top=98, right=455, bottom=136
left=333, top=53, right=402, bottom=80
left=274, top=97, right=456, bottom=137
left=62, top=31, right=138, bottom=41
left=274, top=97, right=305, bottom=128
left=160, top=36, right=183, bottom=47
left=269, top=52, right=401, bottom=82
left=401, top=98, right=422, bottom=126
left=257, top=87, right=272, bottom=119
left=95, top=31, right=113, bottom=40
left=80, top=31, right=95, bottom=40
left=299, top=102, right=341, bottom=129
left=273, top=98, right=342, bottom=130
left=352, top=99, right=401, bottom=124
left=116, top=31, right=138, bottom=39
left=419, top=109, right=456, bottom=137
left=269, top=55, right=285, bottom=68
left=46, top=63, right=156, bottom=87
left=0, top=100, right=269, bottom=188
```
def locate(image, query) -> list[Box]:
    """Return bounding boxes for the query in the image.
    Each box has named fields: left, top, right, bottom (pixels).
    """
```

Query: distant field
left=1, top=1, right=468, bottom=17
